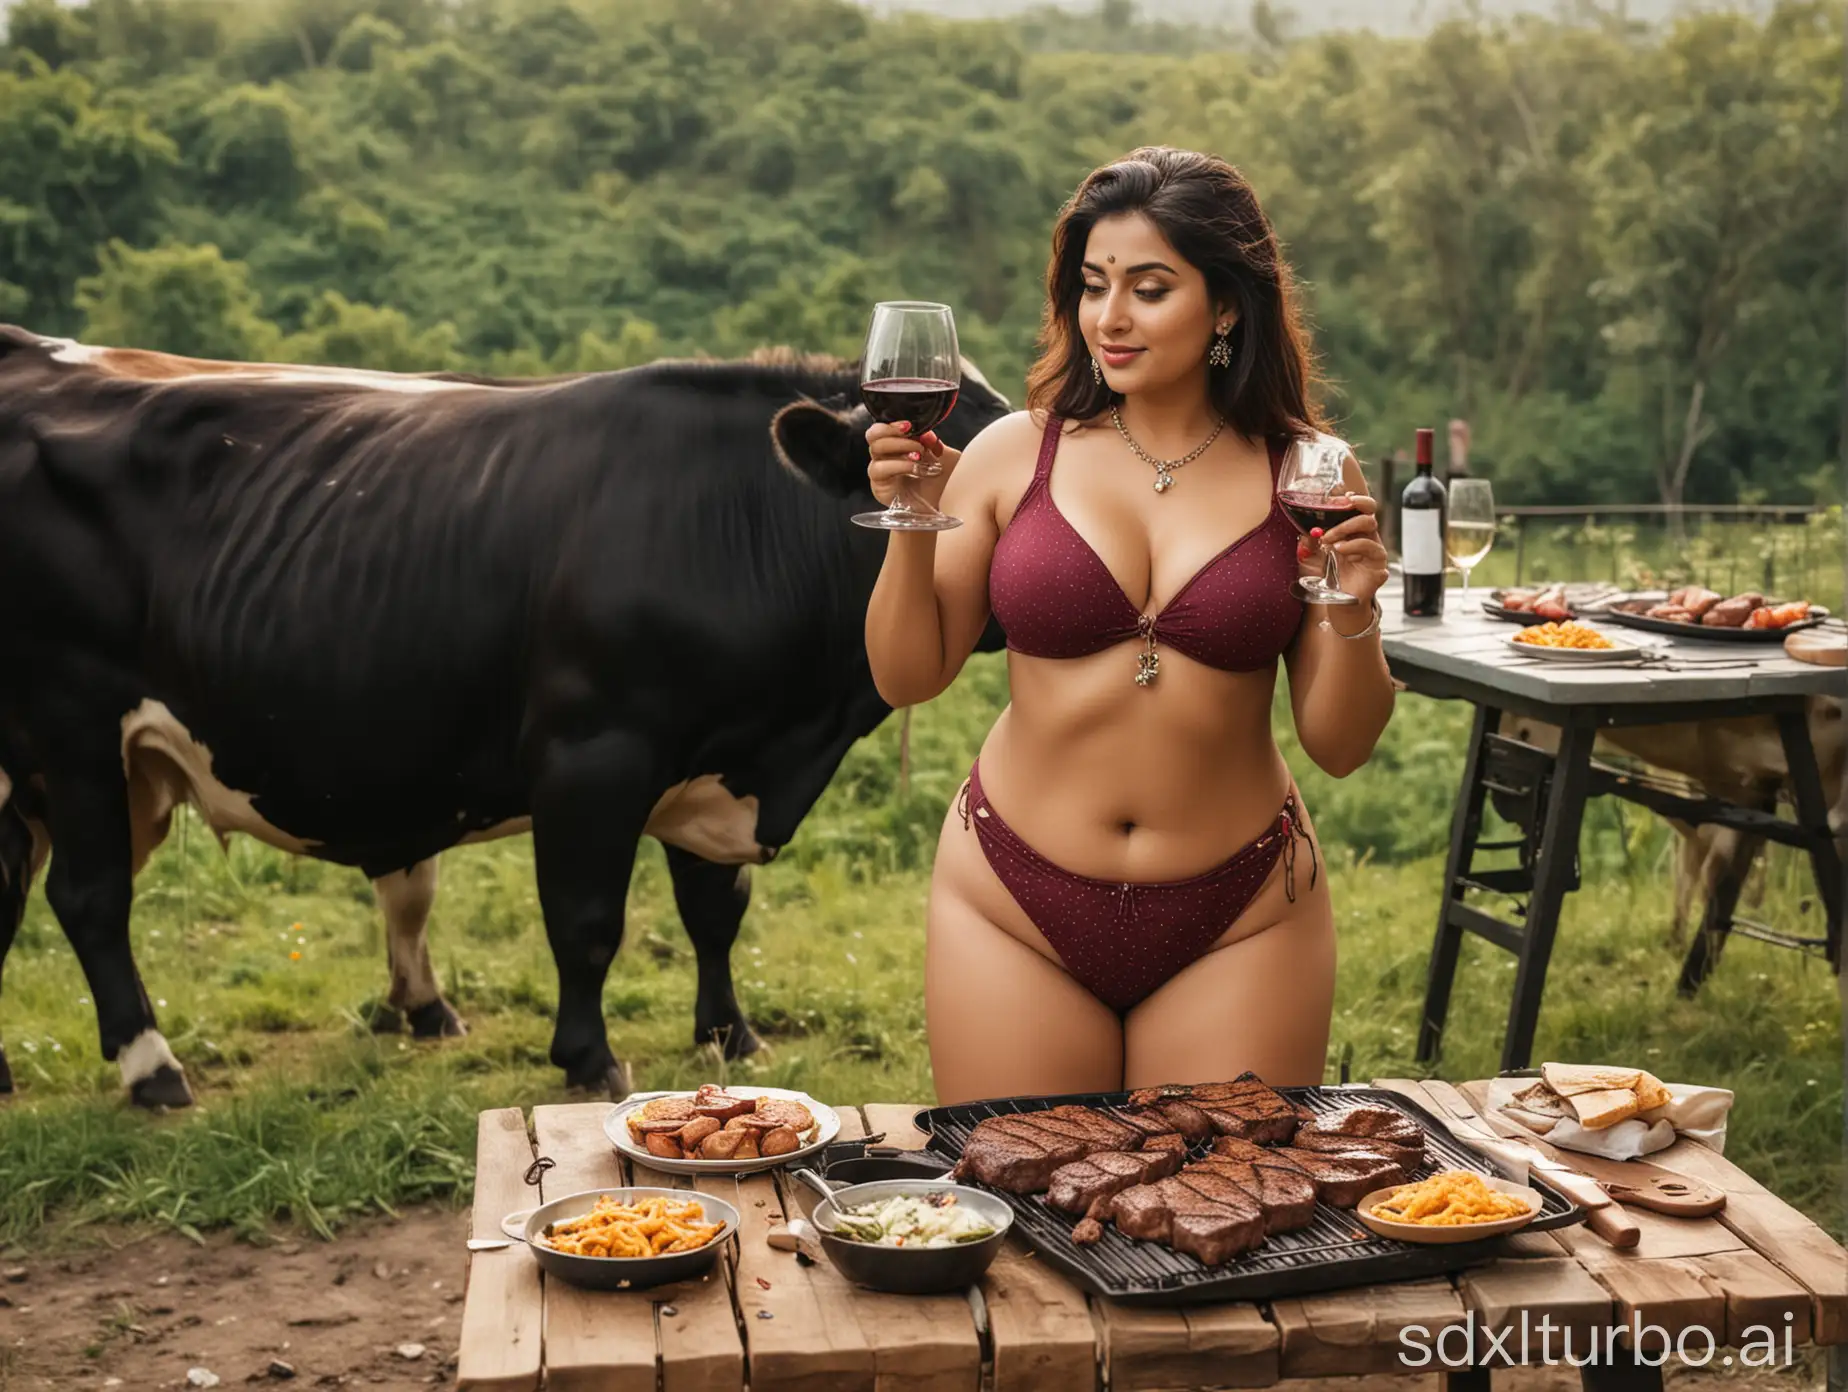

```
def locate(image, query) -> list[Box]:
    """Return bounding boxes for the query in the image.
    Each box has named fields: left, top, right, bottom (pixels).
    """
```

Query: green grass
left=1, top=629, right=1841, bottom=1247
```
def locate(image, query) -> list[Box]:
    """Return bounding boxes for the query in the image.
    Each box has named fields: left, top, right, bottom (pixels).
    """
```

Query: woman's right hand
left=867, top=421, right=961, bottom=510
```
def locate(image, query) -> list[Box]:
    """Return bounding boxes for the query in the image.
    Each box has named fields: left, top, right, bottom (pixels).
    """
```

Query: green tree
left=75, top=239, right=280, bottom=360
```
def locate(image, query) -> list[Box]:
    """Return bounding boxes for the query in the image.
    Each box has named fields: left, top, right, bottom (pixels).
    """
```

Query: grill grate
left=914, top=1084, right=1585, bottom=1305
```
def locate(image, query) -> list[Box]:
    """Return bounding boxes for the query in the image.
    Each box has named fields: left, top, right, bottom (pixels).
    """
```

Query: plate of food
left=1504, top=621, right=1640, bottom=661
left=1599, top=587, right=1830, bottom=643
left=500, top=1186, right=741, bottom=1289
left=605, top=1084, right=841, bottom=1174
left=1354, top=1171, right=1541, bottom=1244
left=1484, top=582, right=1625, bottom=625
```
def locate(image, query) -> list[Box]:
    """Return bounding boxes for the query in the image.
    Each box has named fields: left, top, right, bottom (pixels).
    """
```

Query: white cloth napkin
left=1486, top=1077, right=1735, bottom=1159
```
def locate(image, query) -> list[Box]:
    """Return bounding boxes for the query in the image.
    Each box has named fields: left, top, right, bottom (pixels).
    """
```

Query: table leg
left=1828, top=1342, right=1847, bottom=1392
left=1577, top=1349, right=1665, bottom=1392
left=1501, top=717, right=1596, bottom=1072
left=1418, top=703, right=1500, bottom=1064
left=1776, top=707, right=1843, bottom=971
left=1441, top=1367, right=1492, bottom=1392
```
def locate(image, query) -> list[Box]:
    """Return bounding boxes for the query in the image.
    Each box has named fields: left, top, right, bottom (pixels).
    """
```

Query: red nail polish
left=1309, top=527, right=1324, bottom=540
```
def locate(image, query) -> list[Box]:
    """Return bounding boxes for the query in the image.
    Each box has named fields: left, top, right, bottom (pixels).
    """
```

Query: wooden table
left=1379, top=591, right=1843, bottom=1071
left=456, top=1078, right=1847, bottom=1391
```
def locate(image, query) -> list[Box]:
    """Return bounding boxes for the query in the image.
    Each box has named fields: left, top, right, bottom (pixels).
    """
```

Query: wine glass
left=1276, top=433, right=1363, bottom=614
left=851, top=302, right=963, bottom=531
left=1446, top=479, right=1496, bottom=600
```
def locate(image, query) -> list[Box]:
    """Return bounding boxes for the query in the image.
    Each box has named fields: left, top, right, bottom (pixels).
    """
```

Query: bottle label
left=1402, top=509, right=1443, bottom=574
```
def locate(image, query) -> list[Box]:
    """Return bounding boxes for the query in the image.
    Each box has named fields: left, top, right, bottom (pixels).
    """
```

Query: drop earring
left=1209, top=325, right=1233, bottom=368
left=1092, top=356, right=1103, bottom=384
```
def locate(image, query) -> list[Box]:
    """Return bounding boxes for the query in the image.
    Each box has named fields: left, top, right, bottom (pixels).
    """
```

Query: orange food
left=1512, top=622, right=1614, bottom=651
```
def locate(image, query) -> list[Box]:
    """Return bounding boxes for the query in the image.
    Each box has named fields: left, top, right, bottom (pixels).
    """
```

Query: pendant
left=1153, top=469, right=1174, bottom=493
left=1135, top=649, right=1160, bottom=686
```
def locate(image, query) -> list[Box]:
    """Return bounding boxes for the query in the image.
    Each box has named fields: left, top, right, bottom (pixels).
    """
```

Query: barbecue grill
left=914, top=1084, right=1586, bottom=1304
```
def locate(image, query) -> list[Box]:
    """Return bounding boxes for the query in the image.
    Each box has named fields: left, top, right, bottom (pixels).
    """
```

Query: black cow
left=0, top=327, right=1009, bottom=1106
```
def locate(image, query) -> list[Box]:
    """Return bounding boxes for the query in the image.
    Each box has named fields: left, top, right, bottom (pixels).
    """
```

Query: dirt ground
left=0, top=1207, right=468, bottom=1391
left=0, top=1206, right=1831, bottom=1392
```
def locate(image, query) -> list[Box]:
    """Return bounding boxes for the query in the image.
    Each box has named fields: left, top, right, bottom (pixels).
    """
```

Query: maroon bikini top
left=989, top=415, right=1304, bottom=677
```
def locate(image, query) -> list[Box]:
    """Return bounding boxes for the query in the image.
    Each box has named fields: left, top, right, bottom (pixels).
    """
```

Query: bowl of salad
left=791, top=1170, right=1014, bottom=1294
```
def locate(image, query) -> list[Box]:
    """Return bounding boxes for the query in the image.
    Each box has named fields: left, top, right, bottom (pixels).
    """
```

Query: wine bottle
left=1400, top=426, right=1447, bottom=617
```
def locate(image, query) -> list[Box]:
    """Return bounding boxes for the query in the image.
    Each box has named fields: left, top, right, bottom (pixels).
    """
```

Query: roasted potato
left=644, top=1132, right=684, bottom=1159
left=677, top=1116, right=722, bottom=1149
left=759, top=1126, right=801, bottom=1157
left=699, top=1129, right=746, bottom=1160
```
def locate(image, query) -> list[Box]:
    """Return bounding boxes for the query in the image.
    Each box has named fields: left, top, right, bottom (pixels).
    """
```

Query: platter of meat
left=913, top=1076, right=1585, bottom=1304
left=605, top=1084, right=840, bottom=1175
left=1483, top=582, right=1624, bottom=625
left=1596, top=587, right=1830, bottom=643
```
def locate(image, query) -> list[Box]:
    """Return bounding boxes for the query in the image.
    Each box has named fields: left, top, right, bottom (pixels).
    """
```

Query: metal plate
left=1598, top=605, right=1831, bottom=644
left=912, top=1085, right=1585, bottom=1305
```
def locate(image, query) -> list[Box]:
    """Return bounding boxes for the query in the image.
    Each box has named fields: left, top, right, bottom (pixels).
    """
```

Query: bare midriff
left=973, top=648, right=1293, bottom=883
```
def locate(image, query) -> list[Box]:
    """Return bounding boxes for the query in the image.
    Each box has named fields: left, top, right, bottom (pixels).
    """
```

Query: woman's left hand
left=1296, top=494, right=1390, bottom=607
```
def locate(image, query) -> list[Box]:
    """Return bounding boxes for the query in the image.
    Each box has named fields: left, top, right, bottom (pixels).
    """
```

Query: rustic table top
left=455, top=1077, right=1846, bottom=1391
left=1379, top=590, right=1842, bottom=707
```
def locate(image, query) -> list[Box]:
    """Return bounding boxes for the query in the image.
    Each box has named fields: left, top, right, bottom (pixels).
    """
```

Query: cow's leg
left=374, top=860, right=466, bottom=1039
left=42, top=769, right=190, bottom=1108
left=665, top=847, right=763, bottom=1059
left=530, top=734, right=650, bottom=1098
left=1676, top=829, right=1761, bottom=996
left=0, top=800, right=37, bottom=1097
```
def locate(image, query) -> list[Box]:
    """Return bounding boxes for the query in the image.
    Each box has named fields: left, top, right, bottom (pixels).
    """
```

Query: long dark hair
left=1026, top=146, right=1324, bottom=442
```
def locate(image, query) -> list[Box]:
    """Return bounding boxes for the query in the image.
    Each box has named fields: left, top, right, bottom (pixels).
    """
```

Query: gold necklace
left=1110, top=407, right=1227, bottom=492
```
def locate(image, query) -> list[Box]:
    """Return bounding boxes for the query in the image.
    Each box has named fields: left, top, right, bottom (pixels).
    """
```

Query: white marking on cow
left=117, top=1028, right=184, bottom=1090
left=43, top=336, right=107, bottom=365
left=376, top=861, right=442, bottom=1012
left=647, top=776, right=765, bottom=864
left=119, top=699, right=321, bottom=866
left=43, top=334, right=492, bottom=395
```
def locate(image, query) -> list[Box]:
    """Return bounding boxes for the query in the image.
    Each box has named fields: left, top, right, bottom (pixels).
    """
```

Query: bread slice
left=1567, top=1086, right=1642, bottom=1129
left=1632, top=1070, right=1672, bottom=1113
left=1542, top=1062, right=1645, bottom=1097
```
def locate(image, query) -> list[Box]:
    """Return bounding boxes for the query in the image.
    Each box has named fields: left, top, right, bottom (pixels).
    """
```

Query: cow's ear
left=772, top=401, right=868, bottom=499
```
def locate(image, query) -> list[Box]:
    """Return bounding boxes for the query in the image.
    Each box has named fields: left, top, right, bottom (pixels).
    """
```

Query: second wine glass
left=852, top=301, right=963, bottom=532
left=1446, top=478, right=1496, bottom=600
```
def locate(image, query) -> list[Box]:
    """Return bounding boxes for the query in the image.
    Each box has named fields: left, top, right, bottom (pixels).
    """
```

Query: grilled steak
left=1128, top=1073, right=1308, bottom=1145
left=1172, top=1206, right=1267, bottom=1266
left=951, top=1116, right=1094, bottom=1191
left=1039, top=1105, right=1144, bottom=1150
left=1108, top=1175, right=1261, bottom=1247
left=1269, top=1146, right=1409, bottom=1206
left=1145, top=1100, right=1216, bottom=1142
left=1188, top=1157, right=1317, bottom=1234
left=1109, top=1107, right=1187, bottom=1143
left=1298, top=1107, right=1424, bottom=1148
left=1288, top=1130, right=1424, bottom=1169
left=1048, top=1147, right=1186, bottom=1214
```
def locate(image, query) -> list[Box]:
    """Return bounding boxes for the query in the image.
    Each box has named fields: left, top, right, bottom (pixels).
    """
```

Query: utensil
left=1354, top=1176, right=1542, bottom=1245
left=465, top=1238, right=513, bottom=1252
left=789, top=1168, right=1013, bottom=1295
left=497, top=1186, right=741, bottom=1291
left=604, top=1087, right=842, bottom=1175
left=1474, top=1109, right=1725, bottom=1216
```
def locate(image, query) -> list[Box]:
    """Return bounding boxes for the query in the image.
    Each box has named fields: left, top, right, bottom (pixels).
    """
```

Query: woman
left=865, top=147, right=1395, bottom=1103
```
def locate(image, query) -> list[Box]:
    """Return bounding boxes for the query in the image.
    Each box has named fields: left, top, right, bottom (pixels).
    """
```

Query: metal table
left=1378, top=592, right=1843, bottom=1071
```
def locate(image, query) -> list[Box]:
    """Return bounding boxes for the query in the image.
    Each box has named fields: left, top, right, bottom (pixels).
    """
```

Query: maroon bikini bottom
left=958, top=760, right=1316, bottom=1013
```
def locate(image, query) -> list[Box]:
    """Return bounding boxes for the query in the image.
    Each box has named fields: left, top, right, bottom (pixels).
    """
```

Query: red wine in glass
left=861, top=377, right=960, bottom=433
left=1278, top=491, right=1362, bottom=537
left=852, top=301, right=964, bottom=532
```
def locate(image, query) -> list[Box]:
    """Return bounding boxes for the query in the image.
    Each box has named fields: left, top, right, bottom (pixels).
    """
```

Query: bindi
left=1106, top=255, right=1116, bottom=264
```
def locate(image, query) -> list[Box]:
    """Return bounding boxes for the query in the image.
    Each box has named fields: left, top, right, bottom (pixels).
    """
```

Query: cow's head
left=772, top=356, right=1012, bottom=500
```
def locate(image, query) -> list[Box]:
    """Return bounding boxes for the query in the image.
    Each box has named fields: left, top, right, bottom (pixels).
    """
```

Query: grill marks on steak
left=1126, top=1072, right=1310, bottom=1145
left=955, top=1087, right=1434, bottom=1268
left=1047, top=1146, right=1186, bottom=1215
